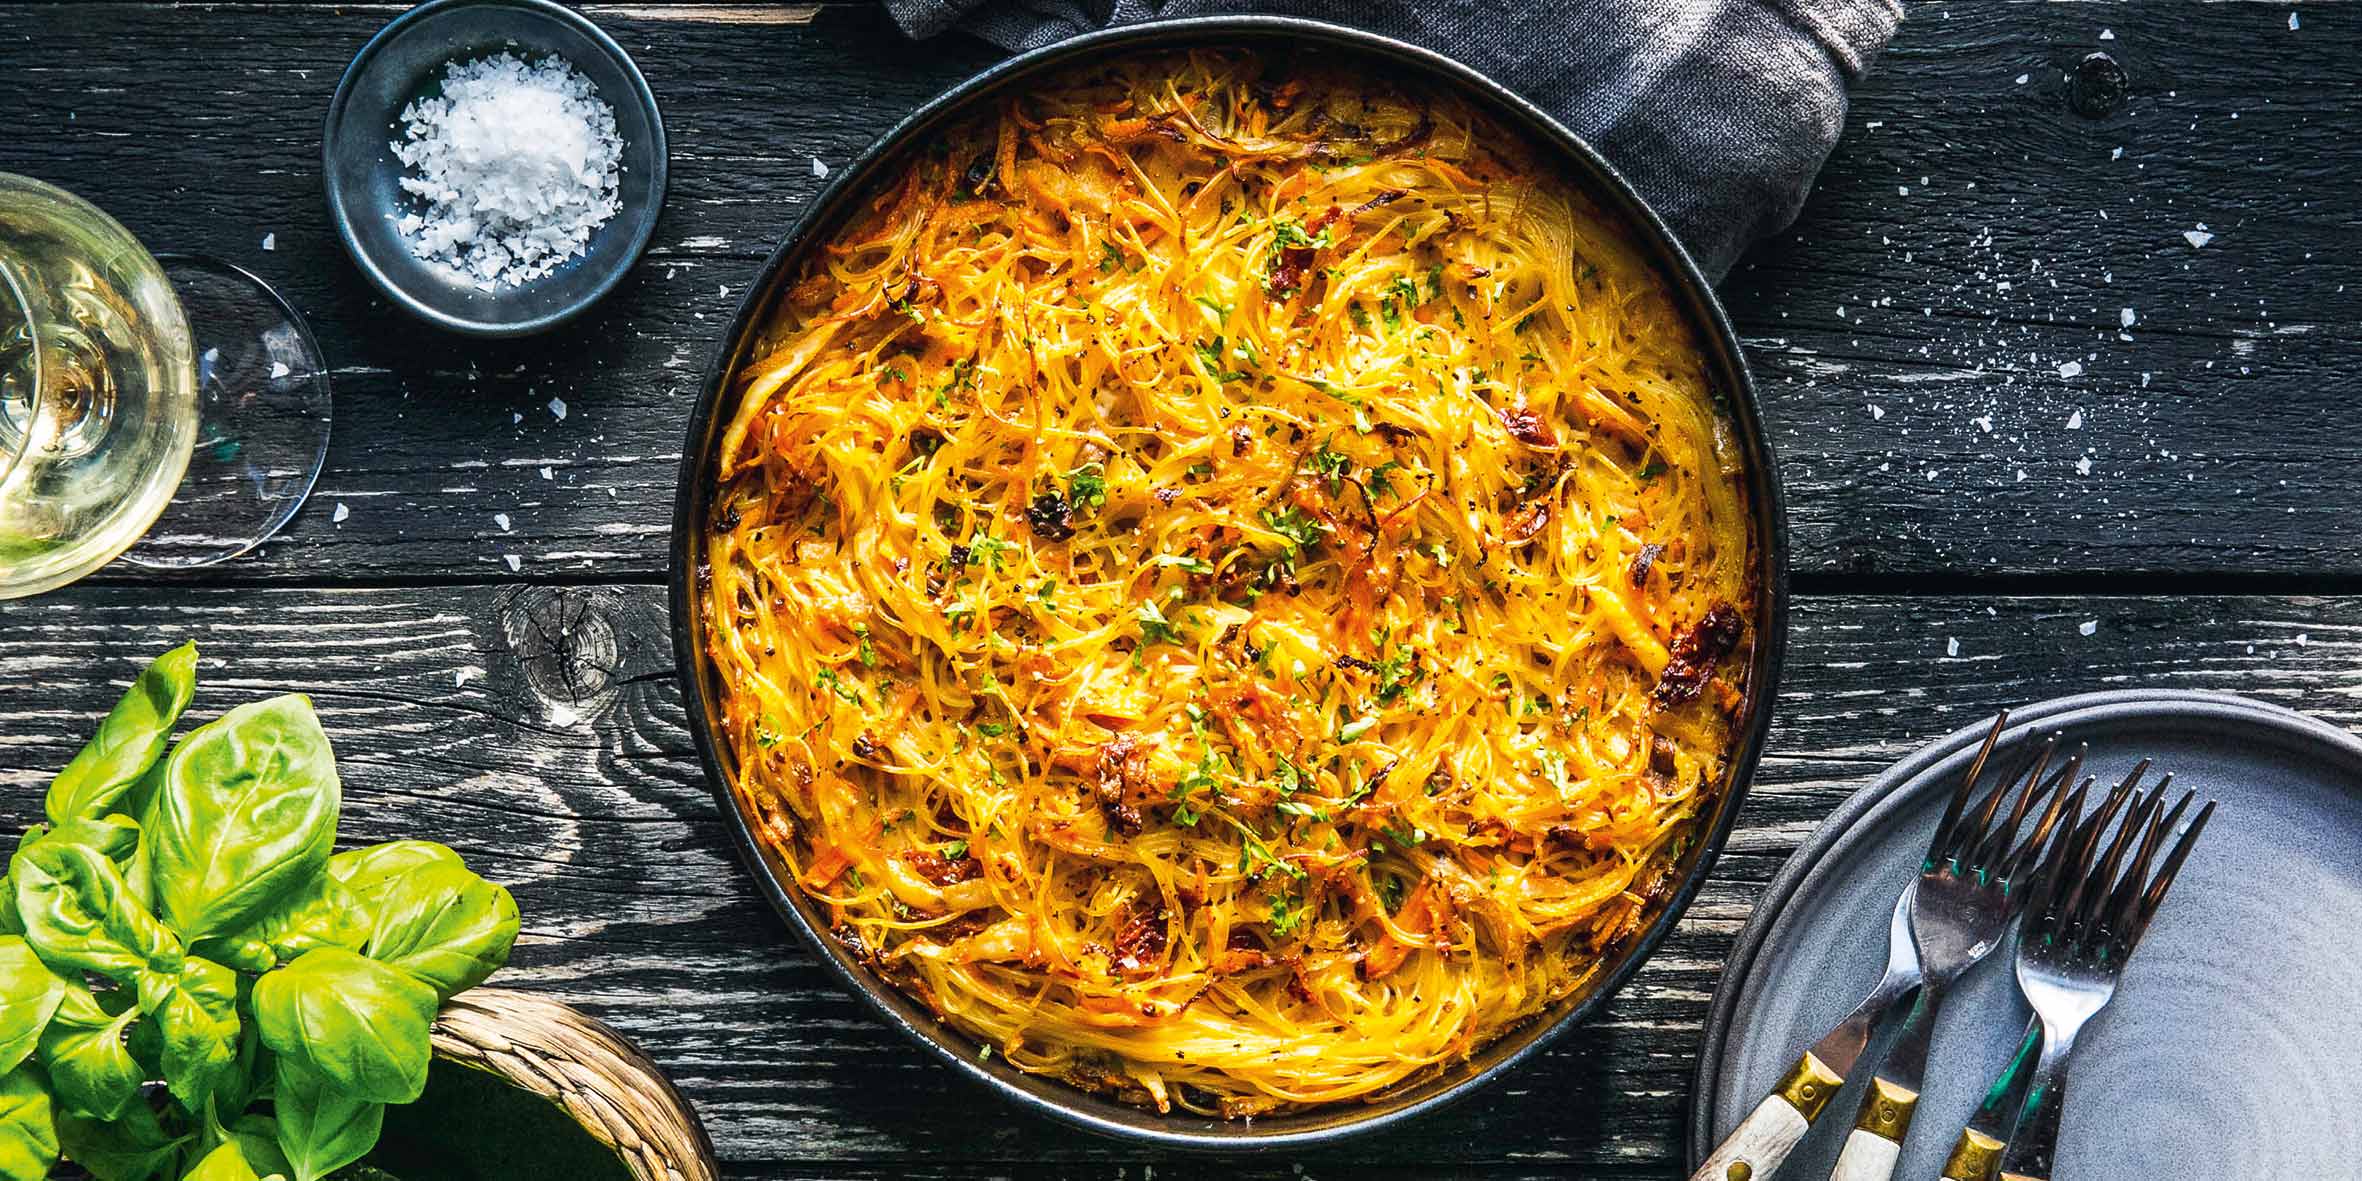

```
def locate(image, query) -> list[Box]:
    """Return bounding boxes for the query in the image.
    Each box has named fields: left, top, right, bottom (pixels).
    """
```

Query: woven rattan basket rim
left=430, top=987, right=719, bottom=1181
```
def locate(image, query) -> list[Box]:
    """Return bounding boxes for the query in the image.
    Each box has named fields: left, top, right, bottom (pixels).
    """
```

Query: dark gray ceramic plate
left=1692, top=690, right=2362, bottom=1179
left=322, top=0, right=666, bottom=336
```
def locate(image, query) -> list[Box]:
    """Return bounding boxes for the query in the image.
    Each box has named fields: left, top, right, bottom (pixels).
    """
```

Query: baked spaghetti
left=700, top=48, right=1758, bottom=1116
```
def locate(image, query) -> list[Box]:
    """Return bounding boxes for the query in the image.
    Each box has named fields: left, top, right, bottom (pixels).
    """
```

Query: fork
left=1993, top=782, right=2214, bottom=1181
left=1689, top=714, right=2054, bottom=1181
left=1929, top=767, right=2147, bottom=1181
left=1820, top=736, right=2088, bottom=1181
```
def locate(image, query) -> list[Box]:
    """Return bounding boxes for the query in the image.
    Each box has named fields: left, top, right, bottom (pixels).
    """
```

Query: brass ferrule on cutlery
left=1777, top=1051, right=1847, bottom=1122
left=1849, top=1076, right=1918, bottom=1140
left=1942, top=1128, right=2006, bottom=1181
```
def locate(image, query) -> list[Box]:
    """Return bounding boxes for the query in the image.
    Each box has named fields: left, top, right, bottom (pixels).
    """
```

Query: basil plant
left=0, top=644, right=521, bottom=1181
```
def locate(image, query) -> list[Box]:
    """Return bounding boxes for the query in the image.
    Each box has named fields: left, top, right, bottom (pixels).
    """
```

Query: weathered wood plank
left=0, top=3, right=2355, bottom=583
left=5, top=587, right=2355, bottom=1172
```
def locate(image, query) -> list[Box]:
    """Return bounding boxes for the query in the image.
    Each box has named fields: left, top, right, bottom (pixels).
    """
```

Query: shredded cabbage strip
left=702, top=50, right=1756, bottom=1117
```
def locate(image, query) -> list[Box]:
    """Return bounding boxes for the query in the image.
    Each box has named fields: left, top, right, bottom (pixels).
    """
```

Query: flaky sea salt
left=390, top=53, right=623, bottom=288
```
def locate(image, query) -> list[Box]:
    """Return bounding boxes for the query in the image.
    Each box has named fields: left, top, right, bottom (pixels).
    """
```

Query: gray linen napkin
left=882, top=0, right=1903, bottom=281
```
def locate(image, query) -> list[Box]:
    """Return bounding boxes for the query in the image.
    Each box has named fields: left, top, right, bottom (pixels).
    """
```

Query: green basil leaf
left=46, top=643, right=200, bottom=825
left=227, top=874, right=369, bottom=968
left=184, top=1138, right=276, bottom=1181
left=11, top=835, right=182, bottom=982
left=148, top=957, right=241, bottom=1115
left=0, top=936, right=66, bottom=1074
left=143, top=694, right=341, bottom=945
left=46, top=816, right=142, bottom=867
left=326, top=840, right=460, bottom=896
left=0, top=1064, right=59, bottom=1181
left=361, top=860, right=519, bottom=1000
left=35, top=985, right=142, bottom=1121
left=225, top=1113, right=295, bottom=1181
left=55, top=1101, right=183, bottom=1181
left=252, top=948, right=435, bottom=1104
left=271, top=1057, right=381, bottom=1181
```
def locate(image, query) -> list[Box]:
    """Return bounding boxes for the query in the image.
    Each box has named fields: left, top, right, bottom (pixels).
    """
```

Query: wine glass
left=0, top=171, right=331, bottom=599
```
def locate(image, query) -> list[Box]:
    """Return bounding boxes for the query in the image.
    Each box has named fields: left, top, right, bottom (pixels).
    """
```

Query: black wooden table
left=5, top=4, right=2356, bottom=1177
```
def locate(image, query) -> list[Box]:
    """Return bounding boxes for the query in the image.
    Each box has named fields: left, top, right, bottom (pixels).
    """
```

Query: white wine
left=0, top=173, right=198, bottom=597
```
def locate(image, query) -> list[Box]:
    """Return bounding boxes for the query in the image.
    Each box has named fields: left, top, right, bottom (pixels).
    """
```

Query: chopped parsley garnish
left=1258, top=505, right=1328, bottom=553
left=1266, top=886, right=1306, bottom=937
left=966, top=532, right=1018, bottom=572
left=1309, top=440, right=1352, bottom=494
left=943, top=840, right=969, bottom=860
left=1135, top=599, right=1186, bottom=647
left=1271, top=218, right=1333, bottom=252
left=1067, top=463, right=1107, bottom=509
left=1372, top=644, right=1419, bottom=704
left=1637, top=457, right=1669, bottom=482
left=1153, top=553, right=1215, bottom=575
left=1337, top=715, right=1378, bottom=743
left=814, top=668, right=864, bottom=706
left=853, top=623, right=877, bottom=669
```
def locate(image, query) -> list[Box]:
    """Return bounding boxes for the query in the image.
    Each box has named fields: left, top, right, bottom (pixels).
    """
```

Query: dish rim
left=1684, top=689, right=2359, bottom=1168
left=320, top=0, right=669, bottom=338
left=670, top=14, right=1791, bottom=1149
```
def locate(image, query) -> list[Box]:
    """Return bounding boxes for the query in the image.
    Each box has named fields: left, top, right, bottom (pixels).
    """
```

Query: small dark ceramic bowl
left=322, top=0, right=667, bottom=337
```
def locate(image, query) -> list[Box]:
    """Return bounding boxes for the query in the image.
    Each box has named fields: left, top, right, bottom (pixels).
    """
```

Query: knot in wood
left=496, top=586, right=620, bottom=724
left=2071, top=51, right=2128, bottom=118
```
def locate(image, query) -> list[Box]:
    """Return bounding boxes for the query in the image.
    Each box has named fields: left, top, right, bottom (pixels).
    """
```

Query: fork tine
left=2045, top=773, right=2138, bottom=927
left=2132, top=798, right=2216, bottom=943
left=1975, top=741, right=2086, bottom=876
left=1927, top=712, right=2011, bottom=869
left=2076, top=790, right=2162, bottom=934
left=1999, top=766, right=2090, bottom=891
left=2020, top=776, right=2095, bottom=924
left=2100, top=783, right=2184, bottom=944
left=1950, top=731, right=2057, bottom=867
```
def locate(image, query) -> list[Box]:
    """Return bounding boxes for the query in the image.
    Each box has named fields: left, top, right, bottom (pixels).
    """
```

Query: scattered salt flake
left=269, top=360, right=291, bottom=379
left=1972, top=415, right=1994, bottom=433
left=549, top=396, right=568, bottom=420
left=2111, top=147, right=2123, bottom=160
left=2015, top=468, right=2028, bottom=483
left=2066, top=409, right=2085, bottom=429
left=2014, top=73, right=2029, bottom=85
left=811, top=156, right=829, bottom=178
left=261, top=233, right=276, bottom=251
left=1946, top=637, right=1961, bottom=657
left=2058, top=361, right=2085, bottom=379
left=2099, top=28, right=2114, bottom=40
left=494, top=512, right=512, bottom=531
left=2297, top=633, right=2309, bottom=647
left=455, top=666, right=481, bottom=688
left=2075, top=456, right=2093, bottom=475
left=2120, top=307, right=2136, bottom=328
left=2078, top=620, right=2099, bottom=636
left=2141, top=372, right=2154, bottom=388
left=1898, top=186, right=1910, bottom=196
left=2183, top=225, right=2215, bottom=249
left=331, top=502, right=350, bottom=524
left=503, top=554, right=522, bottom=572
left=1868, top=404, right=1886, bottom=420
left=2290, top=11, right=2300, bottom=30
left=539, top=466, right=555, bottom=480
